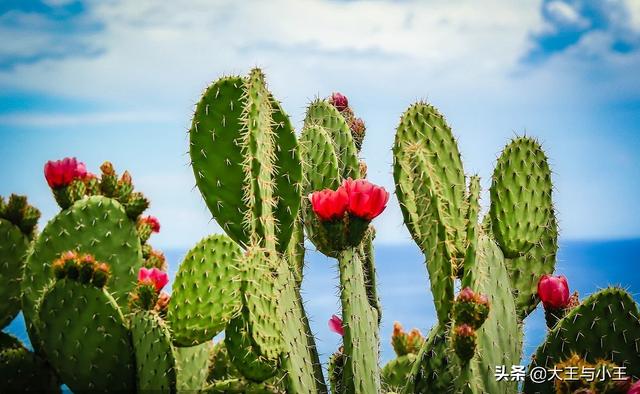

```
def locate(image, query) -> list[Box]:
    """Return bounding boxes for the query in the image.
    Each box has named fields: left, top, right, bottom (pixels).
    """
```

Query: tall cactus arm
left=393, top=102, right=467, bottom=257
left=461, top=176, right=481, bottom=288
left=338, top=247, right=380, bottom=394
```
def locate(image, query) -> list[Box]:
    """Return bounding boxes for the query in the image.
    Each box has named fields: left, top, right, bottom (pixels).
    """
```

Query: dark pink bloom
left=537, top=274, right=570, bottom=309
left=628, top=380, right=640, bottom=394
left=457, top=287, right=475, bottom=302
left=328, top=314, right=344, bottom=336
left=329, top=92, right=349, bottom=111
left=138, top=267, right=168, bottom=292
left=44, top=157, right=87, bottom=188
left=309, top=188, right=349, bottom=222
left=341, top=178, right=389, bottom=220
left=141, top=216, right=161, bottom=233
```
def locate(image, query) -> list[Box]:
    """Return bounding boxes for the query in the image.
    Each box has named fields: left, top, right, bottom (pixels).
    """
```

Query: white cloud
left=1, top=0, right=640, bottom=245
left=545, top=1, right=590, bottom=29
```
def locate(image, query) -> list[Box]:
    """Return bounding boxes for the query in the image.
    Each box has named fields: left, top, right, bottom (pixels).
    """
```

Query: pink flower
left=628, top=380, right=640, bottom=394
left=328, top=315, right=344, bottom=336
left=309, top=188, right=349, bottom=222
left=341, top=178, right=389, bottom=220
left=44, top=157, right=87, bottom=188
left=329, top=92, right=349, bottom=111
left=537, top=274, right=570, bottom=309
left=138, top=267, right=168, bottom=292
left=141, top=216, right=161, bottom=233
left=457, top=287, right=475, bottom=302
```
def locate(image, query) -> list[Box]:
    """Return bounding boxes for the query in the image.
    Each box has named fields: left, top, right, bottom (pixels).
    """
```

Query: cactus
left=1, top=69, right=638, bottom=393
left=0, top=195, right=38, bottom=329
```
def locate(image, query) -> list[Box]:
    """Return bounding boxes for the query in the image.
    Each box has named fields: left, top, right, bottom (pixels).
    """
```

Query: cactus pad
left=490, top=137, right=553, bottom=258
left=168, top=234, right=243, bottom=346
left=524, top=287, right=640, bottom=393
left=131, top=310, right=177, bottom=392
left=22, top=196, right=142, bottom=345
left=175, top=341, right=213, bottom=392
left=224, top=315, right=278, bottom=382
left=189, top=70, right=302, bottom=253
left=304, top=99, right=359, bottom=180
left=0, top=219, right=29, bottom=328
left=393, top=102, right=467, bottom=256
left=37, top=279, right=135, bottom=392
left=0, top=332, right=59, bottom=392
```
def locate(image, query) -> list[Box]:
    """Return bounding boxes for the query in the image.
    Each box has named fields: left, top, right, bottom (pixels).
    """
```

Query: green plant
left=1, top=69, right=638, bottom=394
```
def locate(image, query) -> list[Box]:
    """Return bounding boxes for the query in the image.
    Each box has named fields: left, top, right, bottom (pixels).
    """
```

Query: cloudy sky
left=1, top=0, right=639, bottom=249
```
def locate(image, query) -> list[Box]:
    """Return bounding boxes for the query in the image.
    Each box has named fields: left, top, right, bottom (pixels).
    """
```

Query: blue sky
left=1, top=0, right=640, bottom=249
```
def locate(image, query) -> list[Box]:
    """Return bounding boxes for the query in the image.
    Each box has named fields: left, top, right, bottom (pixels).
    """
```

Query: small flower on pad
left=309, top=188, right=349, bottom=222
left=138, top=267, right=168, bottom=292
left=141, top=215, right=161, bottom=233
left=329, top=92, right=349, bottom=112
left=328, top=315, right=344, bottom=336
left=44, top=157, right=87, bottom=188
left=537, top=274, right=570, bottom=310
left=341, top=178, right=389, bottom=220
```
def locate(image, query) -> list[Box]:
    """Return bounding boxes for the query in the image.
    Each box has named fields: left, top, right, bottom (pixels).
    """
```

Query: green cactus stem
left=337, top=247, right=380, bottom=394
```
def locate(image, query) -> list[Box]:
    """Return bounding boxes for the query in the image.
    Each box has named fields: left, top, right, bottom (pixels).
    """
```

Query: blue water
left=6, top=238, right=639, bottom=373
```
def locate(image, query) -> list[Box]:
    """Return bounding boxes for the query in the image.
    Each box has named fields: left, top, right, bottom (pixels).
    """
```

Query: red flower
left=628, top=380, right=640, bottom=394
left=138, top=267, right=168, bottom=292
left=341, top=178, right=389, bottom=220
left=141, top=216, right=161, bottom=233
left=537, top=274, right=570, bottom=309
left=328, top=315, right=344, bottom=336
left=309, top=188, right=349, bottom=222
left=44, top=157, right=87, bottom=188
left=329, top=92, right=349, bottom=112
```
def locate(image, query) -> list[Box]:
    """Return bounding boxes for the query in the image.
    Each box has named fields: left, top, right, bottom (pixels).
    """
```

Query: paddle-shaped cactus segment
left=0, top=332, right=59, bottom=392
left=393, top=102, right=467, bottom=257
left=0, top=219, right=29, bottom=328
left=304, top=100, right=359, bottom=180
left=189, top=69, right=302, bottom=253
left=461, top=176, right=481, bottom=288
left=299, top=124, right=341, bottom=256
left=490, top=137, right=554, bottom=258
left=168, top=234, right=243, bottom=346
left=240, top=247, right=285, bottom=361
left=131, top=310, right=177, bottom=393
left=393, top=118, right=456, bottom=321
left=381, top=353, right=417, bottom=392
left=505, top=214, right=558, bottom=318
left=224, top=315, right=279, bottom=382
left=175, top=341, right=213, bottom=393
left=337, top=247, right=380, bottom=394
left=455, top=235, right=521, bottom=394
left=277, top=262, right=327, bottom=393
left=37, top=279, right=135, bottom=392
left=404, top=323, right=454, bottom=393
left=22, top=196, right=142, bottom=350
left=524, top=287, right=640, bottom=393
